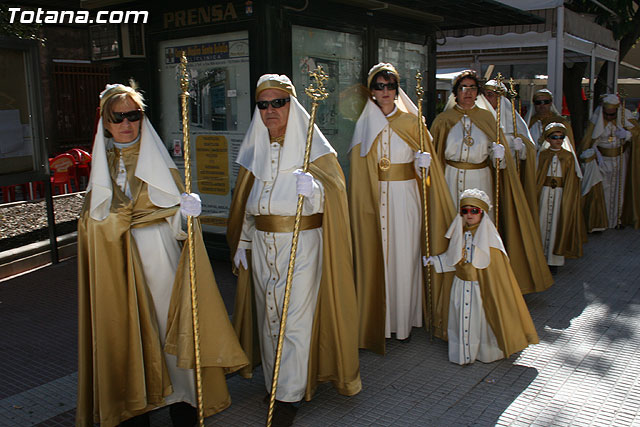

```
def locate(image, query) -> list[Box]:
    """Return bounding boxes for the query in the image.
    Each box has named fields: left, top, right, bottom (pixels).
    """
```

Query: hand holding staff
left=415, top=71, right=432, bottom=339
left=266, top=66, right=329, bottom=427
left=179, top=54, right=205, bottom=427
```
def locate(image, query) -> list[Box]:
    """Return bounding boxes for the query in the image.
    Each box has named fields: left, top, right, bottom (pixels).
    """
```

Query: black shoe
left=272, top=401, right=298, bottom=427
left=169, top=402, right=198, bottom=427
left=119, top=413, right=150, bottom=427
left=549, top=265, right=558, bottom=275
left=398, top=334, right=412, bottom=343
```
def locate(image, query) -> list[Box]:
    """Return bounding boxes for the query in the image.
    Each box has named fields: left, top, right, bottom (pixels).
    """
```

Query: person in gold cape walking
left=227, top=74, right=361, bottom=426
left=76, top=83, right=248, bottom=427
left=349, top=63, right=455, bottom=352
left=431, top=70, right=553, bottom=295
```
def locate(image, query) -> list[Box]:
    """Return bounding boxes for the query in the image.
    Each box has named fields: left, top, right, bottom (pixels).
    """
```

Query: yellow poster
left=196, top=135, right=229, bottom=195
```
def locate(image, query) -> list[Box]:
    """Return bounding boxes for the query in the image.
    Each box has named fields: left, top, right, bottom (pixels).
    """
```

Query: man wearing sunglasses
left=431, top=70, right=553, bottom=295
left=228, top=74, right=361, bottom=427
left=526, top=89, right=575, bottom=151
left=580, top=94, right=640, bottom=229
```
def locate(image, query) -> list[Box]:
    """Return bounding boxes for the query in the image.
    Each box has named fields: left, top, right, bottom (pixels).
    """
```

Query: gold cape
left=537, top=149, right=586, bottom=258
left=529, top=113, right=576, bottom=148
left=227, top=154, right=362, bottom=400
left=431, top=105, right=553, bottom=294
left=348, top=110, right=456, bottom=354
left=516, top=134, right=540, bottom=220
left=77, top=160, right=248, bottom=427
left=439, top=247, right=540, bottom=355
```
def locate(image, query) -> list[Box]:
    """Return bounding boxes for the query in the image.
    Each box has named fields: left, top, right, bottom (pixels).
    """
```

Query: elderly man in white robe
left=228, top=74, right=361, bottom=427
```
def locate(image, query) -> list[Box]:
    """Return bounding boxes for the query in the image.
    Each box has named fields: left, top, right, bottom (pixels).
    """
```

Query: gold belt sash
left=582, top=154, right=596, bottom=163
left=378, top=162, right=415, bottom=181
left=543, top=176, right=564, bottom=188
left=455, top=262, right=479, bottom=282
left=446, top=159, right=489, bottom=170
left=255, top=213, right=323, bottom=232
left=598, top=144, right=628, bottom=157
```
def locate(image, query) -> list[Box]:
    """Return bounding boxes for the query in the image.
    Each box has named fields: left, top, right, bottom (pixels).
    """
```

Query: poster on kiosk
left=158, top=31, right=251, bottom=234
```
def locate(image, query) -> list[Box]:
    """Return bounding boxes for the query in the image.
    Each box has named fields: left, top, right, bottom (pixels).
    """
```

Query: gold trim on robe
left=431, top=105, right=553, bottom=295
left=349, top=109, right=456, bottom=353
left=227, top=154, right=362, bottom=400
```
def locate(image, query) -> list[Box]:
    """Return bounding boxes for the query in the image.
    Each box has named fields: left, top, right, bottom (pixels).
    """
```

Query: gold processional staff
left=508, top=77, right=521, bottom=176
left=266, top=66, right=330, bottom=427
left=493, top=73, right=505, bottom=222
left=179, top=53, right=205, bottom=427
left=415, top=71, right=432, bottom=339
left=617, top=90, right=627, bottom=228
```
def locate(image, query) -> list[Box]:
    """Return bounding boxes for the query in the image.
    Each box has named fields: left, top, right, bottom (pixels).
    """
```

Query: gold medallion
left=463, top=135, right=475, bottom=147
left=608, top=135, right=615, bottom=143
left=379, top=157, right=391, bottom=171
left=550, top=178, right=557, bottom=189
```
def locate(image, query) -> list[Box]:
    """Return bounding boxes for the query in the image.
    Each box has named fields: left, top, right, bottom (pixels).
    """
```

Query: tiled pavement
left=1, top=228, right=640, bottom=426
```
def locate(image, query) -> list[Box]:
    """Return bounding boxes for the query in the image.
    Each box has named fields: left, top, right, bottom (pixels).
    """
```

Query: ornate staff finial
left=508, top=77, right=518, bottom=99
left=305, top=65, right=329, bottom=102
left=415, top=71, right=424, bottom=99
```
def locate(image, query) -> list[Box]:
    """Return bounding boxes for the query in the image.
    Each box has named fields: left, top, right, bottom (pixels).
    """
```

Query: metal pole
left=179, top=53, right=205, bottom=427
left=415, top=71, right=432, bottom=340
left=266, top=67, right=329, bottom=427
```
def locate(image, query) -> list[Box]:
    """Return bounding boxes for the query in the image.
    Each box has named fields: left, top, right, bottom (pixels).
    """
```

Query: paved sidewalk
left=1, top=227, right=640, bottom=426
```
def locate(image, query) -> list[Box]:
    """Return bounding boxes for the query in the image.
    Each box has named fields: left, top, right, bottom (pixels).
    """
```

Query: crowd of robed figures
left=75, top=63, right=640, bottom=427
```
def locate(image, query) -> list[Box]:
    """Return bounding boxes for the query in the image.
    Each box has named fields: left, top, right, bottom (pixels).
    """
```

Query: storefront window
left=157, top=31, right=251, bottom=233
left=291, top=25, right=364, bottom=175
left=378, top=39, right=427, bottom=106
left=0, top=47, right=39, bottom=176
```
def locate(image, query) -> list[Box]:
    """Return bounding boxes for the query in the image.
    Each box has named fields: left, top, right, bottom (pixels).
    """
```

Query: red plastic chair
left=49, top=153, right=77, bottom=194
left=67, top=148, right=92, bottom=189
left=1, top=183, right=30, bottom=202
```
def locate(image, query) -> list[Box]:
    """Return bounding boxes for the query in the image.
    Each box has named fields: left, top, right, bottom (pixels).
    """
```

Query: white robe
left=113, top=144, right=197, bottom=408
left=593, top=121, right=629, bottom=228
left=538, top=151, right=565, bottom=266
left=238, top=140, right=325, bottom=402
left=433, top=229, right=503, bottom=365
left=376, top=121, right=423, bottom=340
left=443, top=116, right=503, bottom=220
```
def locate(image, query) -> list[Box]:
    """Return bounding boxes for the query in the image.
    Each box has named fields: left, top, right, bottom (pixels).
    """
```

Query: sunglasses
left=603, top=111, right=617, bottom=118
left=534, top=99, right=552, bottom=105
left=548, top=135, right=564, bottom=140
left=371, top=82, right=398, bottom=91
left=460, top=85, right=478, bottom=92
left=460, top=208, right=482, bottom=215
left=257, top=98, right=290, bottom=110
left=110, top=109, right=142, bottom=124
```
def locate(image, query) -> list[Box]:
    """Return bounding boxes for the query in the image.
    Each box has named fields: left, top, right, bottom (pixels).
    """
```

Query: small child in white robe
left=425, top=189, right=539, bottom=365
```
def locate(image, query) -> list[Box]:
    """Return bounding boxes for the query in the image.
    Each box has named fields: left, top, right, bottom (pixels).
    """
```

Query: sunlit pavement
left=1, top=227, right=639, bottom=426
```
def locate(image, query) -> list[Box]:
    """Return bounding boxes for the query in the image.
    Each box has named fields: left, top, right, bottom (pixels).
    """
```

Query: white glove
left=492, top=142, right=505, bottom=160
left=293, top=169, right=314, bottom=197
left=596, top=149, right=604, bottom=165
left=233, top=248, right=248, bottom=270
left=422, top=256, right=435, bottom=267
left=616, top=127, right=632, bottom=140
left=580, top=148, right=595, bottom=160
left=180, top=192, right=202, bottom=217
left=414, top=151, right=431, bottom=178
left=512, top=137, right=525, bottom=153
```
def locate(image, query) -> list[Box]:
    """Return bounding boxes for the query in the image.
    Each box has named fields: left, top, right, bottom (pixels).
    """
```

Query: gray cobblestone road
left=1, top=227, right=639, bottom=426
